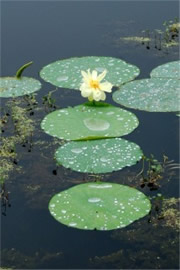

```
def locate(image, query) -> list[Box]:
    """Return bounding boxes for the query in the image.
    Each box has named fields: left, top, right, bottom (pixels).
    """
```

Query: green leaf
left=0, top=77, right=41, bottom=98
left=112, top=78, right=180, bottom=112
left=55, top=138, right=143, bottom=173
left=16, top=61, right=33, bottom=79
left=40, top=56, right=140, bottom=89
left=49, top=182, right=151, bottom=231
left=150, top=60, right=180, bottom=79
left=41, top=103, right=139, bottom=140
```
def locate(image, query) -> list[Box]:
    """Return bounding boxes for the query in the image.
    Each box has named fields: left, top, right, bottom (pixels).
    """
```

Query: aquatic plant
left=40, top=56, right=140, bottom=89
left=42, top=88, right=58, bottom=111
left=49, top=182, right=151, bottom=230
left=0, top=99, right=35, bottom=184
left=136, top=155, right=166, bottom=190
left=41, top=102, right=139, bottom=140
left=11, top=102, right=34, bottom=141
left=0, top=62, right=41, bottom=98
left=113, top=60, right=180, bottom=112
left=80, top=69, right=112, bottom=101
left=4, top=56, right=178, bottom=232
left=117, top=18, right=179, bottom=54
left=55, top=138, right=143, bottom=174
left=150, top=60, right=180, bottom=79
left=1, top=248, right=63, bottom=269
left=152, top=197, right=180, bottom=232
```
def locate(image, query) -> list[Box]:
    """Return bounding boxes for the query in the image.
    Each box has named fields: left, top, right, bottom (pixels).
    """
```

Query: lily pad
left=49, top=182, right=151, bottom=230
left=41, top=102, right=139, bottom=140
left=0, top=62, right=41, bottom=98
left=40, top=56, right=140, bottom=89
left=55, top=138, right=143, bottom=173
left=0, top=77, right=42, bottom=98
left=112, top=78, right=180, bottom=112
left=150, top=60, right=180, bottom=79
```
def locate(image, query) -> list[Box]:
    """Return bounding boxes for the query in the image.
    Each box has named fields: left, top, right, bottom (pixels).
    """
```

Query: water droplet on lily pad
left=57, top=76, right=69, bottom=82
left=88, top=198, right=101, bottom=203
left=48, top=182, right=151, bottom=230
left=55, top=138, right=143, bottom=173
left=83, top=118, right=110, bottom=131
left=0, top=77, right=41, bottom=98
left=95, top=67, right=106, bottom=72
left=40, top=56, right=140, bottom=89
left=113, top=78, right=180, bottom=112
left=41, top=102, right=139, bottom=140
left=150, top=60, right=180, bottom=79
left=71, top=148, right=83, bottom=154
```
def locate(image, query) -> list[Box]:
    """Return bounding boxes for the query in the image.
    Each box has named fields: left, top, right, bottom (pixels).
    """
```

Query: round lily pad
left=49, top=182, right=151, bottom=230
left=55, top=138, right=143, bottom=173
left=112, top=78, right=180, bottom=112
left=150, top=60, right=180, bottom=79
left=0, top=77, right=41, bottom=98
left=40, top=56, right=140, bottom=89
left=41, top=103, right=139, bottom=140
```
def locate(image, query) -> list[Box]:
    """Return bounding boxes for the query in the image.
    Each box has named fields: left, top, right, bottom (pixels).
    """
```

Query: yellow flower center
left=89, top=80, right=100, bottom=90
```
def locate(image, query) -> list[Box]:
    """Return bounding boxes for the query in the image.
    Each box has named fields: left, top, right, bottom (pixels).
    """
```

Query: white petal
left=97, top=70, right=107, bottom=82
left=81, top=71, right=89, bottom=83
left=92, top=70, right=98, bottom=80
left=93, top=90, right=103, bottom=101
left=80, top=82, right=88, bottom=91
left=100, top=91, right=106, bottom=101
left=99, top=82, right=113, bottom=93
left=87, top=69, right=92, bottom=79
left=81, top=87, right=92, bottom=97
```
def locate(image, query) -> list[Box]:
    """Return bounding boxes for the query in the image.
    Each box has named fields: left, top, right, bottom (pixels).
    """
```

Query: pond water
left=1, top=1, right=179, bottom=269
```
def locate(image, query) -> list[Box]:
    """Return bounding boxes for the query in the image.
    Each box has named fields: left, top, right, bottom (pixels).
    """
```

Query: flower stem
left=15, top=61, right=33, bottom=79
left=92, top=100, right=96, bottom=106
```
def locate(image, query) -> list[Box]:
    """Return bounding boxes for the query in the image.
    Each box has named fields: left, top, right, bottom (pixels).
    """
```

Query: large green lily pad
left=0, top=77, right=41, bottom=98
left=55, top=138, right=143, bottom=173
left=40, top=56, right=140, bottom=89
left=112, top=78, right=180, bottom=112
left=150, top=60, right=180, bottom=79
left=49, top=182, right=151, bottom=230
left=41, top=102, right=139, bottom=140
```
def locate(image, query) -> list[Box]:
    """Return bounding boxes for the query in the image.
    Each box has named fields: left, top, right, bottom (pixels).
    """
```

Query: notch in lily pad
left=0, top=61, right=41, bottom=98
left=40, top=56, right=140, bottom=89
left=55, top=138, right=143, bottom=173
left=49, top=182, right=151, bottom=231
left=41, top=102, right=139, bottom=140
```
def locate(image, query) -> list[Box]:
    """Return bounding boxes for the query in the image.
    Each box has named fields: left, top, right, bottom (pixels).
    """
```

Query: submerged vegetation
left=0, top=99, right=35, bottom=183
left=1, top=248, right=63, bottom=269
left=106, top=18, right=179, bottom=55
left=152, top=197, right=180, bottom=231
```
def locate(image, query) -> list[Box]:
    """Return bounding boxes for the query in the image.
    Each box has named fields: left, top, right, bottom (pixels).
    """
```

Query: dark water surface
left=1, top=1, right=179, bottom=269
